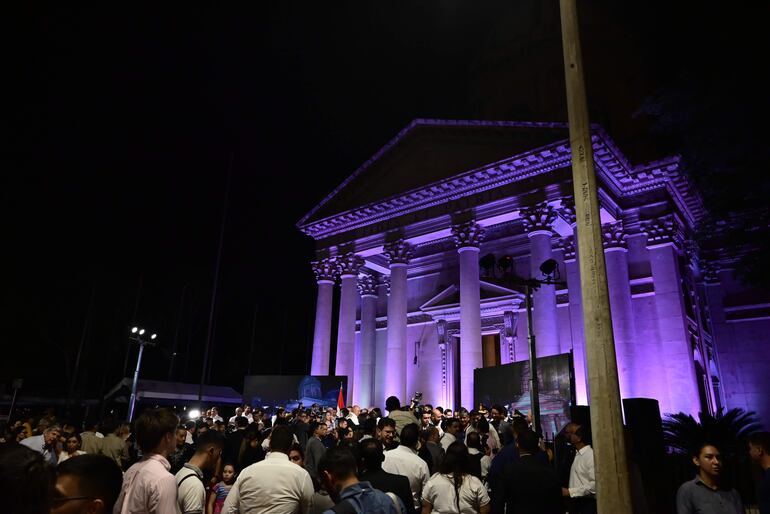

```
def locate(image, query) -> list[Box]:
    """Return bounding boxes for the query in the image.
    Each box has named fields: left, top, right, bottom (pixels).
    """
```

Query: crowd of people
left=1, top=398, right=768, bottom=514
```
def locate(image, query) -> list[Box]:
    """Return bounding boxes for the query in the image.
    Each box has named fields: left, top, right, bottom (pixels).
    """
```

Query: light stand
left=127, top=327, right=157, bottom=422
left=482, top=255, right=565, bottom=435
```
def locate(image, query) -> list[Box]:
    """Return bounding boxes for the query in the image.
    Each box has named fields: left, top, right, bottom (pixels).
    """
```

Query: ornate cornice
left=451, top=221, right=485, bottom=249
left=311, top=258, right=337, bottom=282
left=297, top=120, right=707, bottom=240
left=700, top=261, right=722, bottom=284
left=520, top=202, right=558, bottom=234
left=357, top=274, right=379, bottom=296
left=336, top=252, right=364, bottom=277
left=602, top=222, right=627, bottom=249
left=383, top=240, right=414, bottom=265
left=641, top=214, right=684, bottom=247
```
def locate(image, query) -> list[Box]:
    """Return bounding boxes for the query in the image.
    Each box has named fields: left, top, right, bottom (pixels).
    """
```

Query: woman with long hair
left=422, top=441, right=490, bottom=514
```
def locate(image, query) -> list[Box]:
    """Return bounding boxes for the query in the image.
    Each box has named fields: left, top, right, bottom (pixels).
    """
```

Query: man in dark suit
left=358, top=438, right=416, bottom=514
left=491, top=429, right=563, bottom=514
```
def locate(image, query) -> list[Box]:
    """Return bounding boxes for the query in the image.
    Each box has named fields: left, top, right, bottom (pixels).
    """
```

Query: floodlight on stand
left=131, top=327, right=138, bottom=333
left=539, top=258, right=559, bottom=279
left=479, top=253, right=496, bottom=277
left=139, top=329, right=145, bottom=335
left=497, top=255, right=513, bottom=274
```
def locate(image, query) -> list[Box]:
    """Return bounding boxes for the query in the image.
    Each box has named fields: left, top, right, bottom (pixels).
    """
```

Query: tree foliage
left=662, top=408, right=762, bottom=458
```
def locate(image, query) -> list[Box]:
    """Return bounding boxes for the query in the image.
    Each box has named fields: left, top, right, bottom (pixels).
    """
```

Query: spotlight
left=479, top=253, right=496, bottom=276
left=131, top=327, right=138, bottom=333
left=539, top=258, right=559, bottom=277
left=139, top=329, right=145, bottom=335
left=497, top=255, right=513, bottom=274
left=150, top=333, right=157, bottom=340
left=188, top=409, right=201, bottom=419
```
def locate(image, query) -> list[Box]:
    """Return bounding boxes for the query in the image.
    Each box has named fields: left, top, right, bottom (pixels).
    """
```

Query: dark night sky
left=2, top=3, right=767, bottom=398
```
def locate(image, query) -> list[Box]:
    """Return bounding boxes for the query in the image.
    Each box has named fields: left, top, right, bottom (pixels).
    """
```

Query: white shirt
left=440, top=432, right=456, bottom=452
left=58, top=450, right=86, bottom=464
left=568, top=445, right=596, bottom=498
left=422, top=473, right=490, bottom=514
left=467, top=448, right=491, bottom=482
left=176, top=463, right=205, bottom=514
left=382, top=445, right=430, bottom=509
left=212, top=415, right=224, bottom=423
left=221, top=451, right=314, bottom=514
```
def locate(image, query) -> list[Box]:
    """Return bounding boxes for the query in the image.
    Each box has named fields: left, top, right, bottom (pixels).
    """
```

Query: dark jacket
left=424, top=442, right=444, bottom=475
left=491, top=454, right=563, bottom=514
left=360, top=468, right=416, bottom=514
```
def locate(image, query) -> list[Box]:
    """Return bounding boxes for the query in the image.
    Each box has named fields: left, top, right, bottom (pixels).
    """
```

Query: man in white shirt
left=243, top=406, right=255, bottom=424
left=347, top=405, right=361, bottom=427
left=210, top=407, right=224, bottom=423
left=562, top=422, right=596, bottom=514
left=176, top=430, right=225, bottom=514
left=222, top=425, right=314, bottom=514
left=382, top=424, right=429, bottom=511
left=21, top=424, right=60, bottom=466
left=228, top=408, right=244, bottom=424
left=440, top=418, right=461, bottom=452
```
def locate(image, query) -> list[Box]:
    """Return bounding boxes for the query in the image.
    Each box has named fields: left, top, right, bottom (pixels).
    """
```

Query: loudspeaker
left=622, top=398, right=664, bottom=464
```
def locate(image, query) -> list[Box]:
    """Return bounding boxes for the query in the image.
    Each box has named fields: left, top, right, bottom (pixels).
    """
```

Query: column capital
left=602, top=222, right=627, bottom=250
left=311, top=258, right=337, bottom=283
left=558, top=196, right=577, bottom=227
left=336, top=252, right=364, bottom=277
left=641, top=214, right=683, bottom=246
left=451, top=221, right=485, bottom=249
left=383, top=240, right=414, bottom=265
left=357, top=274, right=379, bottom=296
left=520, top=202, right=558, bottom=234
left=381, top=275, right=391, bottom=295
left=559, top=236, right=576, bottom=261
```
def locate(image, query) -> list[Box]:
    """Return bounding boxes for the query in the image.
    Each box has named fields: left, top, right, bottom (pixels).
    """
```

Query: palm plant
left=662, top=408, right=762, bottom=457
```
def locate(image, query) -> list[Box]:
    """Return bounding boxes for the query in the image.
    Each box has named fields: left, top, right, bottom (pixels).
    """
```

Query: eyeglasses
left=51, top=496, right=97, bottom=506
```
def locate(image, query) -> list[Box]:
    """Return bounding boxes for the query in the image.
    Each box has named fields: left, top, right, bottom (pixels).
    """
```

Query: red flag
left=336, top=384, right=344, bottom=416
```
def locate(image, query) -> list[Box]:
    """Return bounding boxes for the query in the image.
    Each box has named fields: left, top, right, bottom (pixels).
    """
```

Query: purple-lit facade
left=297, top=119, right=770, bottom=423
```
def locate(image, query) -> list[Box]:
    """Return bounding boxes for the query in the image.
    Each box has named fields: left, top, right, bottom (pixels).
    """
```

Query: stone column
left=383, top=240, right=413, bottom=403
left=521, top=202, right=561, bottom=357
left=311, top=259, right=336, bottom=376
left=643, top=215, right=700, bottom=416
left=603, top=222, right=637, bottom=401
left=335, top=253, right=363, bottom=403
left=357, top=274, right=378, bottom=408
left=452, top=221, right=485, bottom=410
left=559, top=197, right=588, bottom=403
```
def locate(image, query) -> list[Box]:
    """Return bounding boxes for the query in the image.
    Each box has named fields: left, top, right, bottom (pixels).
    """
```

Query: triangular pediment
left=299, top=119, right=568, bottom=226
left=420, top=280, right=525, bottom=313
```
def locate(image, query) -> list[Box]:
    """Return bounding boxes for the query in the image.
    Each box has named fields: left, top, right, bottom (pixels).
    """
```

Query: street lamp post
left=127, top=327, right=157, bottom=422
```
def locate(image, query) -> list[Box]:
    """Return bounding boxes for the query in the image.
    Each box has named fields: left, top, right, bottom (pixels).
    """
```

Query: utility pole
left=559, top=1, right=632, bottom=512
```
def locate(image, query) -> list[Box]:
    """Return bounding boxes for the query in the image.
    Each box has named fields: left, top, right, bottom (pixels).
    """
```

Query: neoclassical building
left=297, top=119, right=770, bottom=422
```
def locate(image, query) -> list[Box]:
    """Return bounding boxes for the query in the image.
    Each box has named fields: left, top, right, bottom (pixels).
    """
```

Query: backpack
left=331, top=491, right=404, bottom=514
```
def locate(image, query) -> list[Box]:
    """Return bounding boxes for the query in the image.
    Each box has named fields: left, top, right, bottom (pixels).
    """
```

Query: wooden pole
left=558, top=1, right=632, bottom=512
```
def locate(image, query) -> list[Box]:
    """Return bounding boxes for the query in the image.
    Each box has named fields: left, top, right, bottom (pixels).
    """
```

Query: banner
left=473, top=353, right=574, bottom=436
left=243, top=375, right=347, bottom=411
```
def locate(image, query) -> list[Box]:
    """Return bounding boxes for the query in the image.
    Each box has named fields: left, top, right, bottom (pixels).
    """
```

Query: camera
left=409, top=391, right=423, bottom=410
